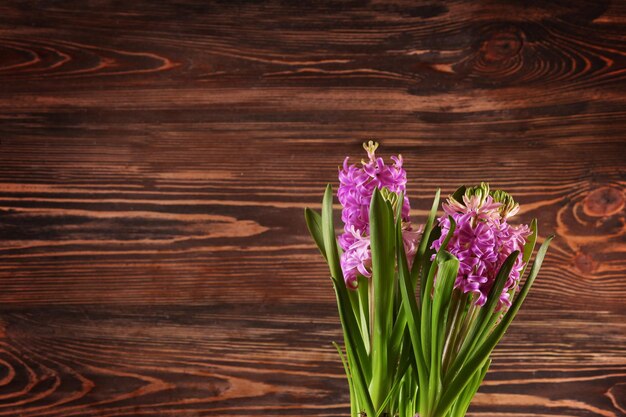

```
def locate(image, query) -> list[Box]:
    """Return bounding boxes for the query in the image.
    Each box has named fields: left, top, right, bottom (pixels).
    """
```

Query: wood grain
left=0, top=0, right=624, bottom=416
left=0, top=306, right=624, bottom=417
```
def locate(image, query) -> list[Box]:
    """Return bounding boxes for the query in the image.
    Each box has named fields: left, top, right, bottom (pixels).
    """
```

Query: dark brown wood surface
left=0, top=1, right=625, bottom=416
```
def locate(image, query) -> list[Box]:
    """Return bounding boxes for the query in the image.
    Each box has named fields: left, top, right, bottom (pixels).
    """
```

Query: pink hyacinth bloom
left=432, top=190, right=531, bottom=310
left=337, top=141, right=422, bottom=289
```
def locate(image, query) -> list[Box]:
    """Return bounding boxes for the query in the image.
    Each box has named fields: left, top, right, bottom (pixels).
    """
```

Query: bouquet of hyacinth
left=304, top=142, right=553, bottom=417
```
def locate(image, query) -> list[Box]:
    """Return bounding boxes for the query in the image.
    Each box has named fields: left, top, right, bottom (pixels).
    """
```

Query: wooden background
left=0, top=1, right=625, bottom=416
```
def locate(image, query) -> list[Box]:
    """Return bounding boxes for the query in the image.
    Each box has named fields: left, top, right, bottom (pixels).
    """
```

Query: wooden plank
left=0, top=306, right=623, bottom=417
left=0, top=0, right=624, bottom=415
left=0, top=136, right=623, bottom=309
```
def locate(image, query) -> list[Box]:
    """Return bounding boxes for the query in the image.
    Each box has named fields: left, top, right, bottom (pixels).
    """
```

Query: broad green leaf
left=369, top=188, right=396, bottom=409
left=304, top=207, right=326, bottom=260
left=428, top=252, right=459, bottom=414
left=375, top=343, right=409, bottom=417
left=321, top=184, right=343, bottom=285
left=390, top=191, right=406, bottom=368
left=393, top=191, right=405, bottom=314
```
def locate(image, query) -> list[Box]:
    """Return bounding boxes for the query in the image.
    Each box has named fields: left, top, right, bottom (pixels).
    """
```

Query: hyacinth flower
left=397, top=184, right=553, bottom=417
left=305, top=142, right=423, bottom=416
left=338, top=141, right=421, bottom=290
left=305, top=143, right=553, bottom=417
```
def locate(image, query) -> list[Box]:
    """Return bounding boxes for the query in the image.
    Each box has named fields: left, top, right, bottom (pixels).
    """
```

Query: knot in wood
left=583, top=186, right=624, bottom=217
left=574, top=251, right=596, bottom=275
left=480, top=29, right=524, bottom=62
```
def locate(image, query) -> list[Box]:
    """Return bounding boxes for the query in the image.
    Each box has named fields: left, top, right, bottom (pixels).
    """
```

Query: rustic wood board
left=0, top=1, right=624, bottom=416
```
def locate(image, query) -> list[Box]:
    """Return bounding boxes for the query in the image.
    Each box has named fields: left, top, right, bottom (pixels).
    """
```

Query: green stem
left=448, top=297, right=478, bottom=372
left=369, top=279, right=374, bottom=359
left=441, top=291, right=464, bottom=374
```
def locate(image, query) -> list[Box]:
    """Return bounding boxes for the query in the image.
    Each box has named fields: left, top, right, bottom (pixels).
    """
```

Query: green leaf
left=369, top=187, right=396, bottom=409
left=420, top=217, right=456, bottom=376
left=473, top=251, right=519, bottom=343
left=438, top=216, right=456, bottom=251
left=348, top=287, right=362, bottom=340
left=389, top=192, right=405, bottom=369
left=444, top=250, right=519, bottom=388
left=397, top=214, right=429, bottom=414
left=322, top=185, right=371, bottom=381
left=502, top=219, right=538, bottom=324
left=411, top=189, right=441, bottom=292
left=451, top=359, right=490, bottom=417
left=389, top=305, right=406, bottom=371
left=419, top=225, right=441, bottom=299
left=375, top=344, right=410, bottom=417
left=450, top=185, right=466, bottom=202
left=394, top=188, right=405, bottom=222
left=346, top=351, right=370, bottom=417
left=332, top=275, right=372, bottom=381
left=521, top=218, right=538, bottom=278
left=428, top=252, right=459, bottom=413
left=504, top=235, right=554, bottom=330
left=332, top=276, right=376, bottom=417
left=321, top=184, right=343, bottom=283
left=434, top=236, right=553, bottom=417
left=304, top=207, right=326, bottom=260
left=333, top=342, right=358, bottom=417
left=419, top=262, right=436, bottom=376
left=322, top=184, right=369, bottom=361
left=357, top=275, right=371, bottom=354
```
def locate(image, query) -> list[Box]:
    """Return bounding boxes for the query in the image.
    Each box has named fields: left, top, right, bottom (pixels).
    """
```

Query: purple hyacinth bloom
left=337, top=141, right=422, bottom=289
left=431, top=187, right=531, bottom=310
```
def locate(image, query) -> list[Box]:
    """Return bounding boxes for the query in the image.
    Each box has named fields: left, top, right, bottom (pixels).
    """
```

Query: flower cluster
left=306, top=146, right=553, bottom=417
left=338, top=141, right=422, bottom=288
left=431, top=183, right=531, bottom=310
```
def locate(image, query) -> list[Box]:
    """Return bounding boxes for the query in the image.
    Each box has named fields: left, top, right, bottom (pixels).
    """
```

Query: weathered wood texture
left=0, top=1, right=624, bottom=416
